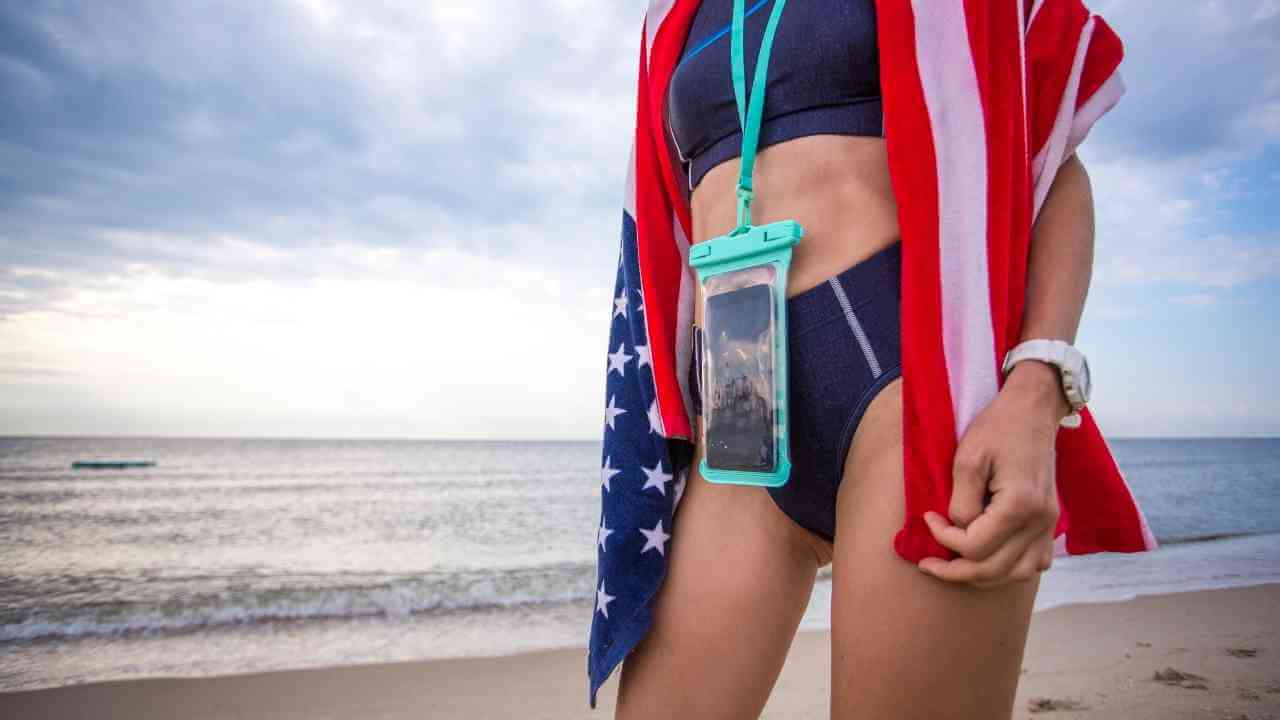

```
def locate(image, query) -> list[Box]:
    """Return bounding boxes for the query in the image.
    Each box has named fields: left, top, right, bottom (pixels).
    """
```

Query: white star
left=607, top=343, right=633, bottom=377
left=634, top=289, right=645, bottom=315
left=674, top=468, right=688, bottom=507
left=604, top=395, right=627, bottom=431
left=596, top=581, right=616, bottom=619
left=640, top=461, right=672, bottom=495
left=613, top=293, right=628, bottom=319
left=601, top=456, right=621, bottom=493
left=638, top=519, right=671, bottom=556
left=635, top=343, right=651, bottom=370
left=598, top=519, right=614, bottom=552
left=646, top=400, right=663, bottom=436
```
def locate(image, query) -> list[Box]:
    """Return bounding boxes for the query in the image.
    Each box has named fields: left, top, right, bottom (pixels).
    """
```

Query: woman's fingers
left=1038, top=534, right=1056, bottom=572
left=923, top=483, right=1048, bottom=562
left=952, top=466, right=1058, bottom=556
left=918, top=480, right=1059, bottom=587
left=918, top=520, right=1048, bottom=587
left=923, top=506, right=1017, bottom=562
left=962, top=539, right=1044, bottom=590
left=948, top=442, right=993, bottom=529
left=992, top=530, right=1056, bottom=588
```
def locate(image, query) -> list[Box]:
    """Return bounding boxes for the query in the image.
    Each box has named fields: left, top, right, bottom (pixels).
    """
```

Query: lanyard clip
left=733, top=182, right=754, bottom=234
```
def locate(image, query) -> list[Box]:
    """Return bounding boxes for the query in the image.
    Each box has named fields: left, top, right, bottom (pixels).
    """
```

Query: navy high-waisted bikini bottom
left=690, top=238, right=902, bottom=544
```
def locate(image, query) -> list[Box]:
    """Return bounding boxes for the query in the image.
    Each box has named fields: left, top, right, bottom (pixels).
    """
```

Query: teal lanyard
left=731, top=0, right=788, bottom=234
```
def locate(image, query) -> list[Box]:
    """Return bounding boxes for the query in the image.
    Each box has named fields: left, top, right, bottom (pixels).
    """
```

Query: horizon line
left=2, top=433, right=1278, bottom=442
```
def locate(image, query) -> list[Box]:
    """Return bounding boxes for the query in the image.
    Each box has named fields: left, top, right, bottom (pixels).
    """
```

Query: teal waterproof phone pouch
left=689, top=0, right=802, bottom=488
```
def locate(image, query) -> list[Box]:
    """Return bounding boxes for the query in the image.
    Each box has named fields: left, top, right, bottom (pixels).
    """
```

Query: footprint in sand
left=1152, top=667, right=1209, bottom=690
left=1026, top=697, right=1087, bottom=714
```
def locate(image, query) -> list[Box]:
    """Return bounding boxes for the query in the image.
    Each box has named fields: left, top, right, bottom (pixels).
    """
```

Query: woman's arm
left=1003, top=151, right=1093, bottom=424
left=917, top=152, right=1096, bottom=587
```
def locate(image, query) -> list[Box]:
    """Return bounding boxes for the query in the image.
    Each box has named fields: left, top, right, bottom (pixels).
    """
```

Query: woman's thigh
left=615, top=444, right=825, bottom=719
left=829, top=376, right=1040, bottom=720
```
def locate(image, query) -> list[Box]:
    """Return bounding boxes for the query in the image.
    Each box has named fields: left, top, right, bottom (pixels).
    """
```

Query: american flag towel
left=588, top=0, right=1159, bottom=708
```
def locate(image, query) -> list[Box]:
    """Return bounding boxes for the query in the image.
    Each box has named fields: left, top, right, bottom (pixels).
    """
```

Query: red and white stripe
left=627, top=0, right=1157, bottom=560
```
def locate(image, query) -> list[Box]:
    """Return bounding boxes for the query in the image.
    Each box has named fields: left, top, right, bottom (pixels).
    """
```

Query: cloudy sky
left=1, top=1, right=1277, bottom=439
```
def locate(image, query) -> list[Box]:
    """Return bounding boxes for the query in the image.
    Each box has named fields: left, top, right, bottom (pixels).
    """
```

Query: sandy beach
left=2, top=583, right=1276, bottom=719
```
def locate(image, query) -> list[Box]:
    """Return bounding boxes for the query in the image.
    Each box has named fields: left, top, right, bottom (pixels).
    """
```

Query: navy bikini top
left=667, top=0, right=883, bottom=191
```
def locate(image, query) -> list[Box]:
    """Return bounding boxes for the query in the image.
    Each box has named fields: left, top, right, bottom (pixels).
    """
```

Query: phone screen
left=703, top=283, right=775, bottom=472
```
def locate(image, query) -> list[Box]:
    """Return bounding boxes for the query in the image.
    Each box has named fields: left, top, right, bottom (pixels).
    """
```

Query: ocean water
left=0, top=436, right=1277, bottom=692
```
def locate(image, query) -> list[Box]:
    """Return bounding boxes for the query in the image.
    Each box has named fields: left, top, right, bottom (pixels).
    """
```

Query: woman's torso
left=666, top=0, right=902, bottom=328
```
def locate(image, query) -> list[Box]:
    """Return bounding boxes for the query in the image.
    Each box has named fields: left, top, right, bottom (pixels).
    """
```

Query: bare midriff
left=689, top=133, right=900, bottom=329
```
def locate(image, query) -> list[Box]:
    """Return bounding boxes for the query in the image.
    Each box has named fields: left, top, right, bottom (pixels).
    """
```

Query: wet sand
left=2, top=583, right=1276, bottom=719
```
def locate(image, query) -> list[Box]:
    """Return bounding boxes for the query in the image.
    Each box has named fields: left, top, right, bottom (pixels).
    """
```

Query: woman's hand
left=916, top=360, right=1071, bottom=588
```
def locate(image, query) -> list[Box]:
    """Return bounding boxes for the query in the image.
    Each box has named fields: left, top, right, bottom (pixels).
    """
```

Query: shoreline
left=3, top=583, right=1276, bottom=719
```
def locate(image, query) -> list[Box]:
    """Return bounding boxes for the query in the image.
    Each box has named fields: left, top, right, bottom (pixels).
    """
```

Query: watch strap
left=1003, top=339, right=1086, bottom=430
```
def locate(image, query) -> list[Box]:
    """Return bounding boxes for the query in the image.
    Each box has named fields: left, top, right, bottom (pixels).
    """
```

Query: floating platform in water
left=71, top=460, right=157, bottom=470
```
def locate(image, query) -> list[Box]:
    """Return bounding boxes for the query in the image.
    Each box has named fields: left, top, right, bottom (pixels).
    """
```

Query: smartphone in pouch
left=702, top=282, right=777, bottom=472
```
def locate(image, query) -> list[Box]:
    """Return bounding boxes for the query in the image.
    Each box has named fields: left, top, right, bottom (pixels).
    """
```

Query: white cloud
left=1169, top=292, right=1217, bottom=307
left=0, top=248, right=615, bottom=438
left=1084, top=152, right=1280, bottom=292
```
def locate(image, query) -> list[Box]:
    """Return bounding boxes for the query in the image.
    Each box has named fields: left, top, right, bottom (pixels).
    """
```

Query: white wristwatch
left=1001, top=339, right=1090, bottom=429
